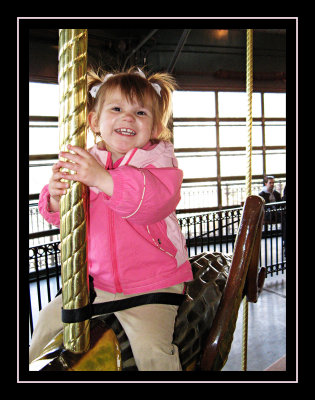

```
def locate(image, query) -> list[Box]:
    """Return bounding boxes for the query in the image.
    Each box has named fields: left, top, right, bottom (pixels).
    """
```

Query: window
left=265, top=122, right=286, bottom=146
left=173, top=122, right=216, bottom=148
left=220, top=151, right=263, bottom=177
left=29, top=82, right=95, bottom=196
left=177, top=152, right=217, bottom=179
left=173, top=90, right=286, bottom=211
left=173, top=91, right=215, bottom=118
left=266, top=150, right=286, bottom=175
left=219, top=122, right=263, bottom=148
left=29, top=83, right=59, bottom=196
left=218, top=92, right=262, bottom=118
left=29, top=123, right=59, bottom=155
left=263, top=93, right=286, bottom=118
left=29, top=82, right=59, bottom=116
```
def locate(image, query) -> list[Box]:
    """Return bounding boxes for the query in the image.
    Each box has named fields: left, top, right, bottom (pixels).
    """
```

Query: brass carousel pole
left=242, top=28, right=253, bottom=371
left=58, top=29, right=90, bottom=353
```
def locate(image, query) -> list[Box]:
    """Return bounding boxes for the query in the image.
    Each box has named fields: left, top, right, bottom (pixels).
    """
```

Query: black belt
left=62, top=292, right=185, bottom=323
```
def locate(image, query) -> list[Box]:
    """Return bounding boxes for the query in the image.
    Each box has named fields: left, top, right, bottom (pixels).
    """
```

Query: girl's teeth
left=115, top=128, right=136, bottom=136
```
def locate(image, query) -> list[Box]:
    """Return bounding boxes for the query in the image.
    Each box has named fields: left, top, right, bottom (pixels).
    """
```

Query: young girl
left=29, top=66, right=193, bottom=371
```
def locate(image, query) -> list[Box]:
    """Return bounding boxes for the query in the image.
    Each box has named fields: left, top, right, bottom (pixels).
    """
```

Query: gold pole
left=242, top=28, right=253, bottom=371
left=58, top=29, right=90, bottom=353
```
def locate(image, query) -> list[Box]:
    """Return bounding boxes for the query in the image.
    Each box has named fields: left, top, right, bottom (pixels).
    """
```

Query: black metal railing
left=29, top=242, right=61, bottom=335
left=28, top=201, right=286, bottom=341
left=29, top=180, right=286, bottom=246
left=179, top=207, right=242, bottom=256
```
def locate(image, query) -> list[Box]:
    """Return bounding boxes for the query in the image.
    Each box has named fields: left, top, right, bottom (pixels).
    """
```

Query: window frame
left=173, top=90, right=286, bottom=212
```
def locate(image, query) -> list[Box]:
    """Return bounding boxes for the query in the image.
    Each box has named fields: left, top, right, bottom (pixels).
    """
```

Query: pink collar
left=106, top=141, right=158, bottom=169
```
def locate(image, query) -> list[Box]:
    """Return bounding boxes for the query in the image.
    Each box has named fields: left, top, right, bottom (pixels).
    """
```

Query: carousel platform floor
left=222, top=271, right=287, bottom=371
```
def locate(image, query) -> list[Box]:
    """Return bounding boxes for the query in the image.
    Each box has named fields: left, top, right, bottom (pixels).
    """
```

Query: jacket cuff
left=104, top=168, right=128, bottom=207
left=38, top=184, right=60, bottom=227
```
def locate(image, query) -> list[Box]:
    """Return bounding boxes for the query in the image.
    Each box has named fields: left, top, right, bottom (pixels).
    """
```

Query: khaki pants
left=29, top=283, right=183, bottom=371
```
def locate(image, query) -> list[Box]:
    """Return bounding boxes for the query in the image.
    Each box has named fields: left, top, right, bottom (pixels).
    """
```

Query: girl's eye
left=137, top=110, right=146, bottom=116
left=112, top=107, right=121, bottom=112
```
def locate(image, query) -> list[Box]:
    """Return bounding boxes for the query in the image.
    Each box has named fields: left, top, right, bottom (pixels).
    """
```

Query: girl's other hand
left=48, top=161, right=69, bottom=211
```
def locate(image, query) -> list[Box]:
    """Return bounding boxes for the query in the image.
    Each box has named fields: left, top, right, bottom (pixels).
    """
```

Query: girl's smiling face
left=89, top=87, right=159, bottom=162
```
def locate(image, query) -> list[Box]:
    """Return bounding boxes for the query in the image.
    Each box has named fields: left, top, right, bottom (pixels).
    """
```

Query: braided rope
left=58, top=29, right=90, bottom=353
left=246, top=29, right=253, bottom=199
left=242, top=29, right=253, bottom=372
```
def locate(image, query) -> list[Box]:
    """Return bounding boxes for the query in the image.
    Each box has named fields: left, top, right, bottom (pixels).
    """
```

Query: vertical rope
left=246, top=29, right=253, bottom=198
left=242, top=28, right=253, bottom=371
left=58, top=29, right=90, bottom=353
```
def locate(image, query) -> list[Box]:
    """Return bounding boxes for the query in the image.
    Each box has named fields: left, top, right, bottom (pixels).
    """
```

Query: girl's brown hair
left=87, top=66, right=177, bottom=143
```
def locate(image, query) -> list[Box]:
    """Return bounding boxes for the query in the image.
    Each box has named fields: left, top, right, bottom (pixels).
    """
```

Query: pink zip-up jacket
left=38, top=140, right=193, bottom=294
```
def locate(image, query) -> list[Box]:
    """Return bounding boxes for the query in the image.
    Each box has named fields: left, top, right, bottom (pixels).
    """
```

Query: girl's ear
left=88, top=111, right=99, bottom=133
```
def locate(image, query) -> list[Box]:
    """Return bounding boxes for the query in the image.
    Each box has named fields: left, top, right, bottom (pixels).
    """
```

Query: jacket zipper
left=105, top=151, right=123, bottom=292
left=109, top=208, right=123, bottom=293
